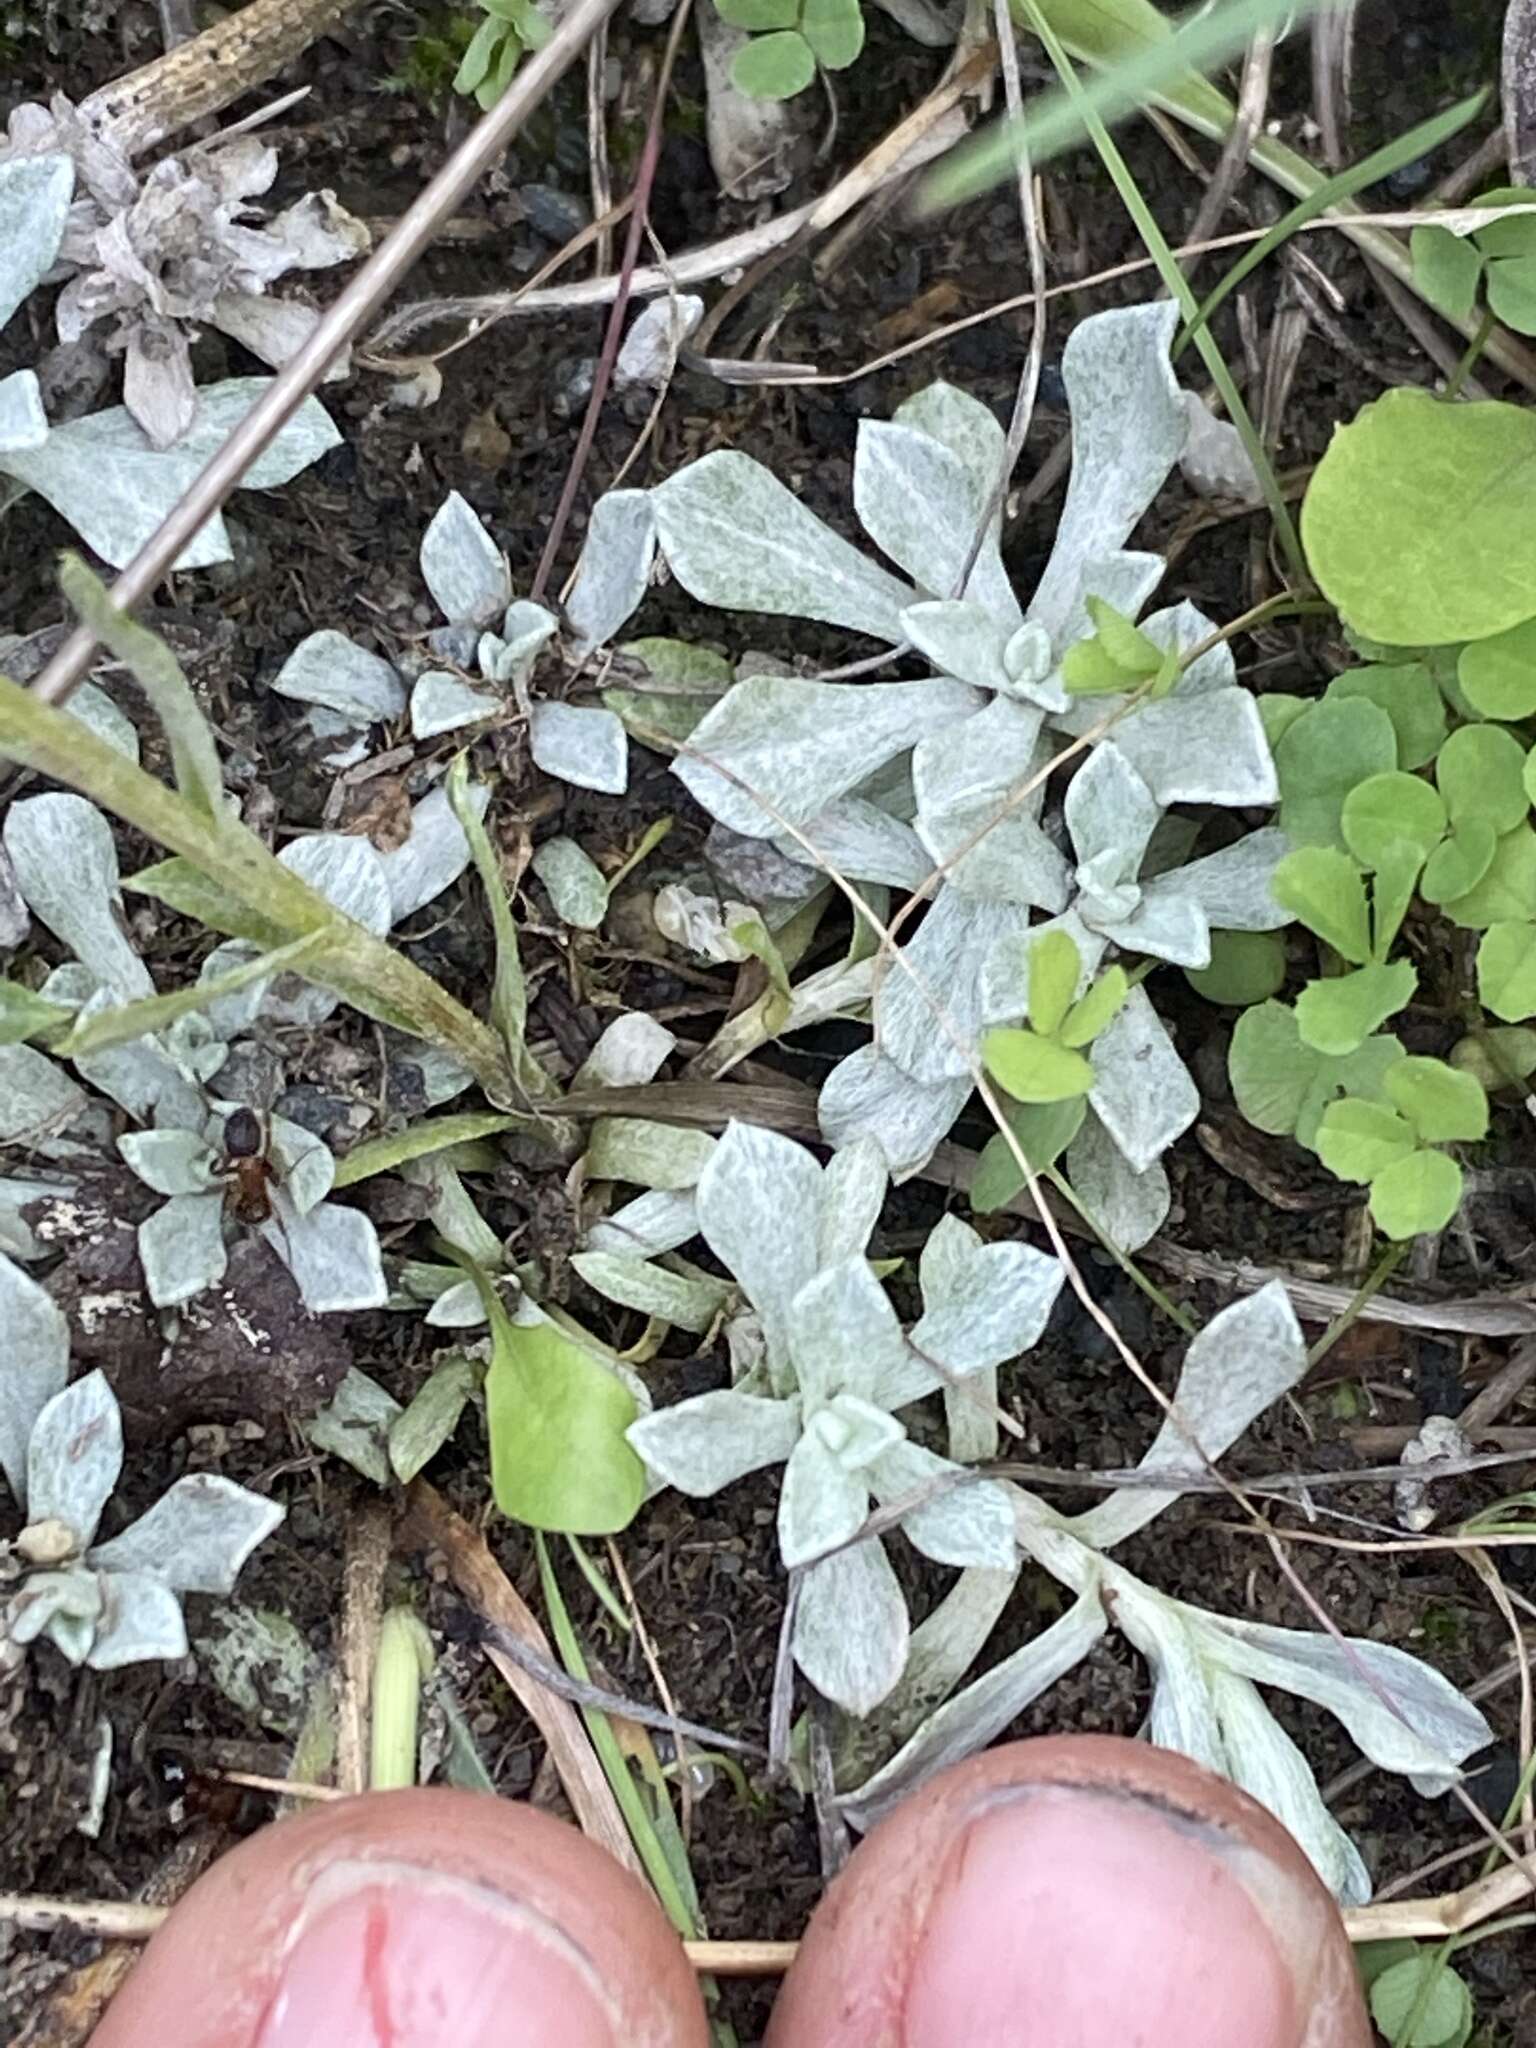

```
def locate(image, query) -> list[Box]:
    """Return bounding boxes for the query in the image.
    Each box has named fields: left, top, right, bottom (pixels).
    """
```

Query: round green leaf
left=1436, top=721, right=1530, bottom=831
left=1477, top=919, right=1536, bottom=1021
left=1274, top=699, right=1398, bottom=850
left=1315, top=1096, right=1416, bottom=1183
left=714, top=0, right=800, bottom=26
left=1369, top=1149, right=1465, bottom=1242
left=1410, top=223, right=1483, bottom=324
left=1228, top=1000, right=1405, bottom=1149
left=1384, top=1055, right=1489, bottom=1143
left=452, top=10, right=503, bottom=93
left=1525, top=742, right=1536, bottom=809
left=1487, top=252, right=1536, bottom=335
left=1451, top=1025, right=1536, bottom=1089
left=981, top=1026, right=1095, bottom=1104
left=800, top=0, right=865, bottom=69
left=1301, top=387, right=1536, bottom=645
left=729, top=27, right=816, bottom=97
left=1295, top=960, right=1417, bottom=1056
left=1340, top=772, right=1446, bottom=871
left=1258, top=693, right=1310, bottom=749
left=1324, top=664, right=1447, bottom=771
left=1271, top=846, right=1372, bottom=963
left=1440, top=822, right=1536, bottom=929
left=483, top=1296, right=645, bottom=1534
left=1471, top=186, right=1536, bottom=259
left=1058, top=964, right=1129, bottom=1049
left=1026, top=926, right=1081, bottom=1038
left=1183, top=929, right=1287, bottom=1007
left=1421, top=818, right=1496, bottom=905
left=1367, top=1954, right=1474, bottom=2048
left=1457, top=618, right=1536, bottom=720
left=970, top=1098, right=1086, bottom=1212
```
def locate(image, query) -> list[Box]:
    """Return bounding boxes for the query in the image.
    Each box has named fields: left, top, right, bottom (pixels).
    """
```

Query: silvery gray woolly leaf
left=88, top=1472, right=283, bottom=1593
left=779, top=1430, right=872, bottom=1569
left=675, top=675, right=981, bottom=839
left=529, top=702, right=628, bottom=795
left=85, top=1569, right=189, bottom=1670
left=69, top=1015, right=208, bottom=1129
left=853, top=419, right=1020, bottom=629
left=138, top=1191, right=227, bottom=1307
left=585, top=1116, right=715, bottom=1191
left=782, top=799, right=932, bottom=892
left=585, top=1188, right=699, bottom=1259
left=1144, top=827, right=1289, bottom=933
left=838, top=1590, right=1105, bottom=1830
left=0, top=1251, right=70, bottom=1506
left=409, top=670, right=499, bottom=740
left=117, top=1127, right=218, bottom=1197
left=4, top=793, right=152, bottom=1001
left=894, top=383, right=1006, bottom=504
left=1026, top=302, right=1185, bottom=648
left=817, top=1135, right=888, bottom=1266
left=627, top=1387, right=802, bottom=1495
left=532, top=835, right=610, bottom=931
left=570, top=1250, right=728, bottom=1334
left=615, top=294, right=704, bottom=390
left=794, top=1540, right=910, bottom=1715
left=1065, top=739, right=1160, bottom=881
left=422, top=1278, right=484, bottom=1329
left=0, top=151, right=73, bottom=329
left=913, top=1212, right=1063, bottom=1377
left=1200, top=1610, right=1492, bottom=1789
left=785, top=1257, right=908, bottom=1408
left=979, top=911, right=1105, bottom=1031
left=651, top=450, right=916, bottom=643
left=819, top=1046, right=971, bottom=1183
left=573, top=1013, right=676, bottom=1090
left=69, top=681, right=140, bottom=762
left=869, top=1440, right=1015, bottom=1568
left=1206, top=1666, right=1373, bottom=1903
left=0, top=378, right=339, bottom=570
left=1180, top=390, right=1264, bottom=505
left=0, top=368, right=47, bottom=452
left=264, top=1196, right=387, bottom=1314
left=565, top=490, right=656, bottom=652
left=0, top=1043, right=86, bottom=1145
left=420, top=491, right=511, bottom=628
left=267, top=1114, right=333, bottom=1217
left=281, top=832, right=392, bottom=933
left=27, top=1369, right=122, bottom=1547
left=878, top=891, right=1036, bottom=1085
left=270, top=630, right=405, bottom=723
left=1063, top=1110, right=1169, bottom=1254
left=376, top=783, right=487, bottom=922
left=1094, top=889, right=1211, bottom=969
left=900, top=599, right=1012, bottom=693
left=1075, top=1282, right=1306, bottom=1550
left=9, top=1566, right=100, bottom=1657
left=696, top=1122, right=822, bottom=1369
left=911, top=699, right=1069, bottom=911
left=1087, top=987, right=1199, bottom=1174
left=1110, top=690, right=1278, bottom=809
left=197, top=1604, right=320, bottom=1736
left=306, top=1367, right=401, bottom=1486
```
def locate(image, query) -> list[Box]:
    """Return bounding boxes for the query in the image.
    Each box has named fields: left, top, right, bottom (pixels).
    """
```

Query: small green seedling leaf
left=1451, top=1024, right=1536, bottom=1090
left=1421, top=819, right=1496, bottom=906
left=1369, top=1150, right=1465, bottom=1241
left=970, top=1098, right=1086, bottom=1212
left=1366, top=1950, right=1474, bottom=2048
left=1324, top=664, right=1447, bottom=771
left=1184, top=928, right=1287, bottom=1007
left=1258, top=694, right=1309, bottom=749
left=1314, top=1097, right=1416, bottom=1183
left=1060, top=598, right=1164, bottom=695
left=714, top=0, right=799, bottom=23
left=1295, top=960, right=1417, bottom=1056
left=1458, top=619, right=1536, bottom=721
left=1440, top=823, right=1536, bottom=929
left=1059, top=964, right=1129, bottom=1049
left=982, top=1026, right=1095, bottom=1104
left=1229, top=1000, right=1404, bottom=1151
left=1274, top=698, right=1397, bottom=850
left=1026, top=927, right=1081, bottom=1038
left=1271, top=847, right=1371, bottom=963
left=1469, top=186, right=1536, bottom=258
left=1383, top=1056, right=1489, bottom=1144
left=1409, top=222, right=1483, bottom=324
left=1477, top=920, right=1536, bottom=1021
left=1340, top=772, right=1445, bottom=872
left=1487, top=251, right=1536, bottom=333
left=730, top=28, right=816, bottom=97
left=1436, top=722, right=1530, bottom=832
left=800, top=0, right=865, bottom=69
left=453, top=11, right=503, bottom=95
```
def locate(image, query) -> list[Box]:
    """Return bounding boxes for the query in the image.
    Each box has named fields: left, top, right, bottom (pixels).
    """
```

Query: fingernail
left=903, top=1786, right=1301, bottom=2048
left=254, top=1860, right=618, bottom=2048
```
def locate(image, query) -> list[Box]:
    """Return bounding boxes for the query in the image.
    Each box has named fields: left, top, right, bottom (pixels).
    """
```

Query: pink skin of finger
left=764, top=1735, right=1373, bottom=2048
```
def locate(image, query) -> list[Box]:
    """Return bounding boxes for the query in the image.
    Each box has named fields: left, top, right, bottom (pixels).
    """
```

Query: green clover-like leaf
left=1228, top=1000, right=1404, bottom=1151
left=1274, top=698, right=1397, bottom=850
left=1272, top=846, right=1371, bottom=963
left=1440, top=823, right=1536, bottom=930
left=800, top=0, right=864, bottom=69
left=1295, top=960, right=1417, bottom=1056
left=714, top=0, right=800, bottom=25
left=730, top=27, right=817, bottom=97
left=1487, top=252, right=1536, bottom=334
left=1409, top=222, right=1483, bottom=324
left=1477, top=919, right=1536, bottom=1022
left=1383, top=1056, right=1488, bottom=1144
left=1324, top=664, right=1447, bottom=771
left=970, top=1098, right=1086, bottom=1212
left=1450, top=1024, right=1536, bottom=1090
left=1457, top=619, right=1536, bottom=721
left=1421, top=818, right=1496, bottom=906
left=1436, top=723, right=1530, bottom=832
left=1340, top=772, right=1445, bottom=872
left=1314, top=1096, right=1416, bottom=1183
left=1368, top=1149, right=1465, bottom=1241
left=1183, top=928, right=1287, bottom=1007
left=1058, top=964, right=1130, bottom=1049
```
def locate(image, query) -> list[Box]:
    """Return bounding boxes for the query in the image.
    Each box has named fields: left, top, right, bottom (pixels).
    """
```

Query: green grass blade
left=55, top=931, right=329, bottom=1056
left=1020, top=0, right=1307, bottom=586
left=1179, top=91, right=1487, bottom=355
left=331, top=1110, right=530, bottom=1187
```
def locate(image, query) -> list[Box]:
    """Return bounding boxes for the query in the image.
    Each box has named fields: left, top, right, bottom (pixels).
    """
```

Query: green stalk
left=1306, top=1238, right=1408, bottom=1368
left=370, top=1609, right=435, bottom=1791
left=1046, top=1165, right=1199, bottom=1333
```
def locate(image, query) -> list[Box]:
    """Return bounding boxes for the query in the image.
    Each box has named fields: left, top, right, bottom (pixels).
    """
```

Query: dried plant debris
left=1, top=1253, right=283, bottom=1671
left=0, top=96, right=367, bottom=448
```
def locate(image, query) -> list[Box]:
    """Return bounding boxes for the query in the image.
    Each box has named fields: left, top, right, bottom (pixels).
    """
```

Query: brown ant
left=216, top=1107, right=280, bottom=1228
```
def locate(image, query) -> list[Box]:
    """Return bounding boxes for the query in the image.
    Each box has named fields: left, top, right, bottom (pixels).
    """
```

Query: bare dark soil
left=3, top=3, right=1534, bottom=2042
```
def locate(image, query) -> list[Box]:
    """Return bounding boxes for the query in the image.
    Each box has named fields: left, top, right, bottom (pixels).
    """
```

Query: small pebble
left=520, top=182, right=591, bottom=243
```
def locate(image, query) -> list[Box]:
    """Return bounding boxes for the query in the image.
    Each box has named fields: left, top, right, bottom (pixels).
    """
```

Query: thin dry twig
left=1310, top=1, right=1357, bottom=170
left=1180, top=26, right=1275, bottom=279
left=335, top=1497, right=390, bottom=1796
